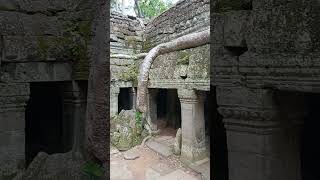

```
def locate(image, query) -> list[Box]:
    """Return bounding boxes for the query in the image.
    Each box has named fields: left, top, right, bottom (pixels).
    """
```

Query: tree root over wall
left=136, top=29, right=210, bottom=113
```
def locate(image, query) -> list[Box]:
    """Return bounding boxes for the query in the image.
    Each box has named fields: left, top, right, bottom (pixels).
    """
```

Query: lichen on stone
left=110, top=110, right=147, bottom=151
left=177, top=51, right=190, bottom=65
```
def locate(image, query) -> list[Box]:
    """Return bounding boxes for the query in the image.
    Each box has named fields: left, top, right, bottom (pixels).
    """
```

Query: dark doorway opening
left=301, top=93, right=320, bottom=180
left=156, top=89, right=181, bottom=130
left=25, top=82, right=69, bottom=166
left=275, top=91, right=320, bottom=180
left=210, top=86, right=228, bottom=180
left=118, top=88, right=133, bottom=113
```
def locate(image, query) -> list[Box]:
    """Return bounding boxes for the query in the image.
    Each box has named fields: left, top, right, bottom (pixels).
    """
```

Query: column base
left=181, top=144, right=208, bottom=165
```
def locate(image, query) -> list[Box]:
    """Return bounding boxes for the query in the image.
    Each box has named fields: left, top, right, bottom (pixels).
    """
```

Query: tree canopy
left=111, top=0, right=173, bottom=19
left=136, top=0, right=172, bottom=18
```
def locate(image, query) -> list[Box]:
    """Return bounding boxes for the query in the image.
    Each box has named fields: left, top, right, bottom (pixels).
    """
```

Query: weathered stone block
left=252, top=0, right=313, bottom=10
left=246, top=8, right=318, bottom=54
left=0, top=12, right=23, bottom=35
left=0, top=0, right=19, bottom=11
left=0, top=110, right=25, bottom=132
left=0, top=83, right=29, bottom=96
left=223, top=11, right=250, bottom=47
left=216, top=86, right=276, bottom=108
left=211, top=13, right=224, bottom=45
left=21, top=14, right=61, bottom=36
left=0, top=62, right=72, bottom=82
left=0, top=130, right=25, bottom=178
left=3, top=36, right=70, bottom=62
left=187, top=45, right=210, bottom=79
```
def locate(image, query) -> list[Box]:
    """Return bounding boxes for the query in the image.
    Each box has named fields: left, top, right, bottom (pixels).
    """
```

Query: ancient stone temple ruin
left=212, top=0, right=320, bottom=180
left=1, top=0, right=320, bottom=179
left=110, top=0, right=210, bottom=170
left=0, top=1, right=101, bottom=179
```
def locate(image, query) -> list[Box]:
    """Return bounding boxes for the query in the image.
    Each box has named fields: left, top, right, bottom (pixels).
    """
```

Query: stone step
left=189, top=159, right=210, bottom=180
left=157, top=169, right=199, bottom=180
left=123, top=147, right=140, bottom=160
left=146, top=140, right=173, bottom=157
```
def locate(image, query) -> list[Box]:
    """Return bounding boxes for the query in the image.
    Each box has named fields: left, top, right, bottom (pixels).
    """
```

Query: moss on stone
left=119, top=62, right=139, bottom=86
left=214, top=0, right=251, bottom=12
left=37, top=37, right=49, bottom=58
left=111, top=110, right=147, bottom=151
left=58, top=20, right=92, bottom=79
left=142, top=38, right=153, bottom=52
left=177, top=51, right=190, bottom=65
left=125, top=36, right=139, bottom=54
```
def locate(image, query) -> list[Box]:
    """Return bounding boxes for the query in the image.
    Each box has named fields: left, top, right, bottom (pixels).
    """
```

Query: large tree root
left=136, top=29, right=210, bottom=113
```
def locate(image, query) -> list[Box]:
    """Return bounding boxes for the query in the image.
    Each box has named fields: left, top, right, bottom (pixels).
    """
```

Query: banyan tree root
left=136, top=29, right=210, bottom=113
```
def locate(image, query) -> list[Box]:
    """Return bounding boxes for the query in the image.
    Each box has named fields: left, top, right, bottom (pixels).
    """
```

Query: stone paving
left=110, top=134, right=210, bottom=180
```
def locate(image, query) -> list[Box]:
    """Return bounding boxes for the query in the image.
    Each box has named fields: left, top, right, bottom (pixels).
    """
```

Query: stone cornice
left=178, top=89, right=206, bottom=103
left=149, top=79, right=210, bottom=91
left=218, top=106, right=279, bottom=122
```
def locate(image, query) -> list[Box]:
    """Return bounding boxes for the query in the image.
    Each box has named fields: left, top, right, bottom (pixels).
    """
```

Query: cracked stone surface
left=124, top=147, right=140, bottom=160
left=110, top=131, right=206, bottom=180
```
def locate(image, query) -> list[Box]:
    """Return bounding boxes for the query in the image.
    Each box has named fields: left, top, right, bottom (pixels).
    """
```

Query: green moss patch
left=177, top=51, right=190, bottom=65
left=119, top=62, right=139, bottom=86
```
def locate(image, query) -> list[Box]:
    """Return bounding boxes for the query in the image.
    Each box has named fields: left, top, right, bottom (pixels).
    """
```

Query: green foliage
left=119, top=62, right=139, bottom=85
left=135, top=111, right=143, bottom=135
left=138, top=0, right=172, bottom=18
left=82, top=162, right=104, bottom=180
left=135, top=111, right=142, bottom=128
left=111, top=0, right=121, bottom=12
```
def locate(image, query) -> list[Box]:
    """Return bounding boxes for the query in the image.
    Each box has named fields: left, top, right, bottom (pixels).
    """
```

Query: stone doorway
left=275, top=91, right=320, bottom=180
left=156, top=89, right=181, bottom=132
left=209, top=86, right=228, bottom=179
left=118, top=87, right=135, bottom=113
left=301, top=93, right=320, bottom=180
left=25, top=82, right=70, bottom=166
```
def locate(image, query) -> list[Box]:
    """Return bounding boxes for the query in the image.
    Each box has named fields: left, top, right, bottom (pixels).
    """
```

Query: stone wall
left=144, top=0, right=210, bottom=50
left=110, top=0, right=210, bottom=90
left=110, top=12, right=144, bottom=55
left=145, top=0, right=210, bottom=90
left=0, top=0, right=94, bottom=178
left=149, top=45, right=210, bottom=91
left=110, top=12, right=144, bottom=85
left=211, top=0, right=320, bottom=91
left=211, top=1, right=320, bottom=179
left=0, top=1, right=92, bottom=80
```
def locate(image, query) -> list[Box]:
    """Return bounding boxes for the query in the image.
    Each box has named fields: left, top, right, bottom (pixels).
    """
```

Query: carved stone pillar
left=0, top=83, right=29, bottom=178
left=178, top=89, right=207, bottom=164
left=62, top=81, right=87, bottom=154
left=216, top=86, right=302, bottom=180
left=129, top=87, right=136, bottom=110
left=146, top=89, right=158, bottom=132
left=110, top=86, right=120, bottom=117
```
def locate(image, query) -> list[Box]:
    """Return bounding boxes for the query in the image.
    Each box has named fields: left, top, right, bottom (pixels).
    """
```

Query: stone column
left=62, top=81, right=87, bottom=154
left=178, top=89, right=207, bottom=164
left=0, top=83, right=29, bottom=178
left=129, top=87, right=136, bottom=110
left=146, top=89, right=158, bottom=132
left=216, top=86, right=302, bottom=180
left=110, top=86, right=120, bottom=117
